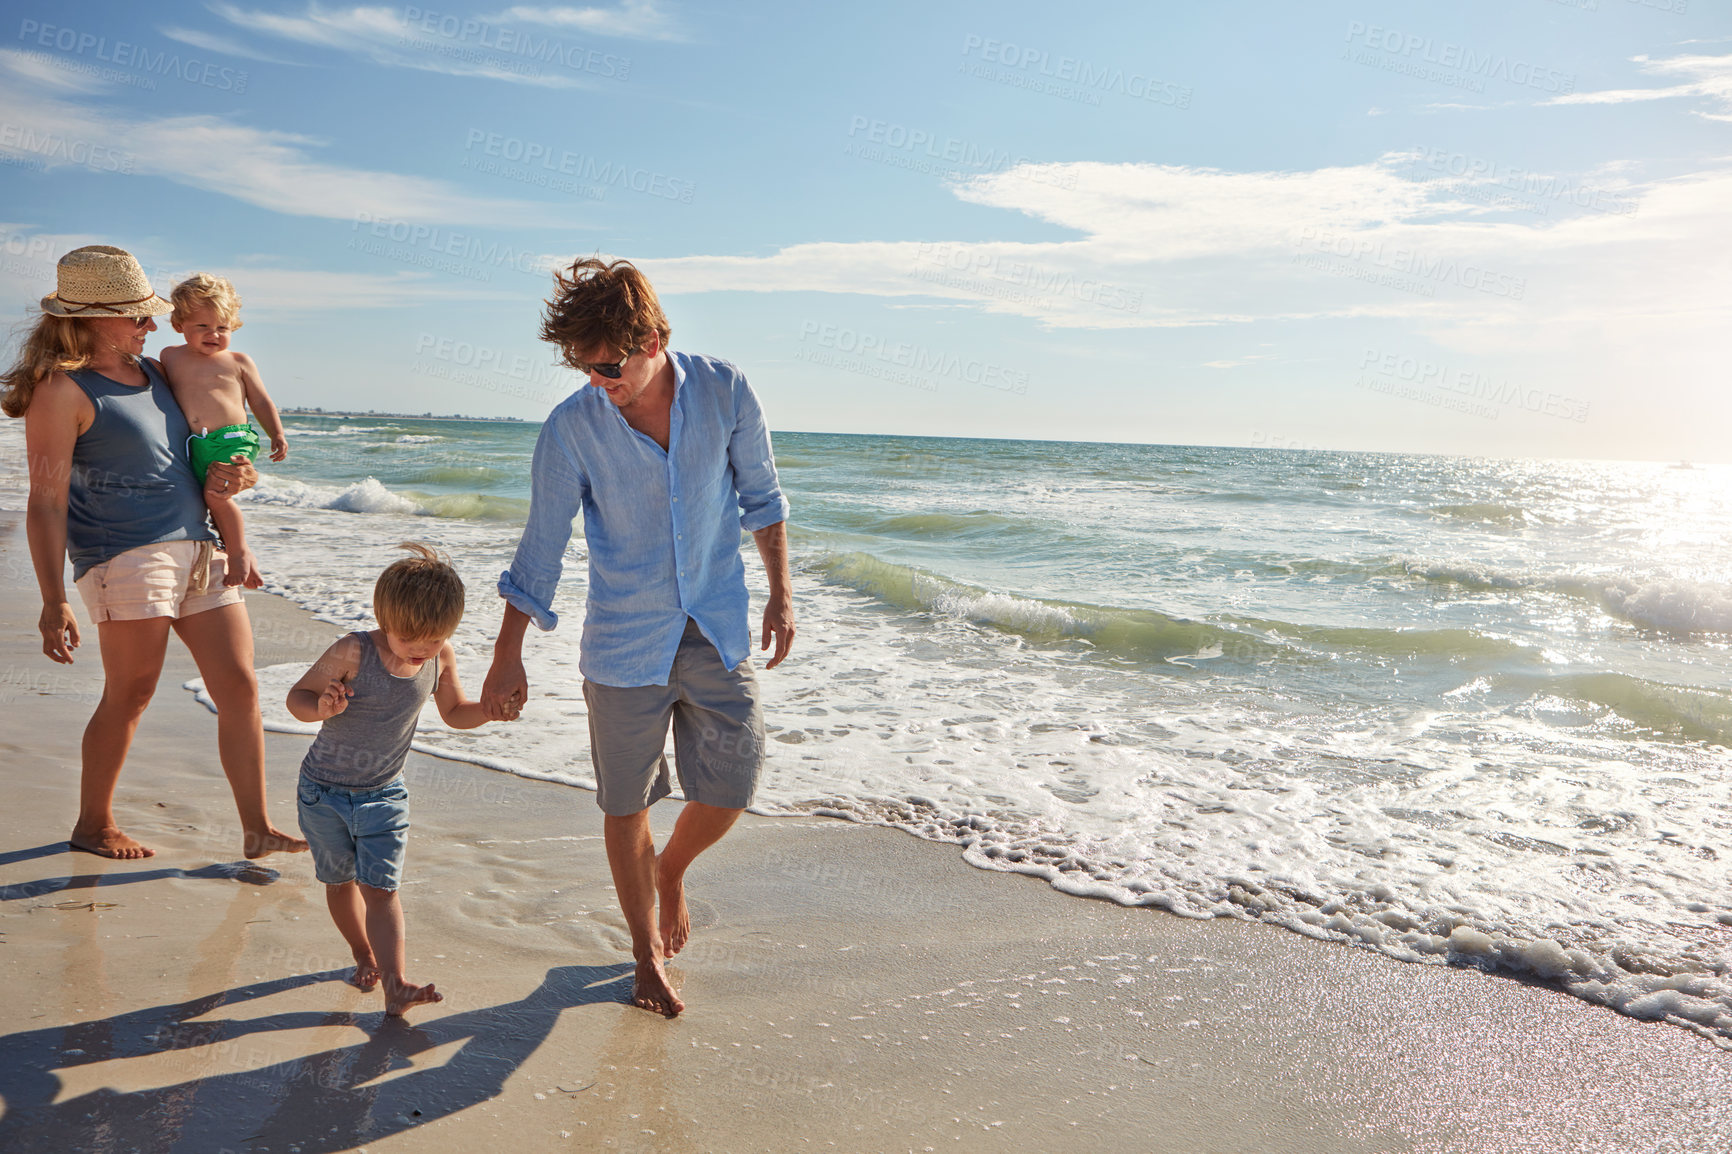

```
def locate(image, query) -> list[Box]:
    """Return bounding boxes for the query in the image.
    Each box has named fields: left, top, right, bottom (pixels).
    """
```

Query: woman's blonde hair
left=1, top=314, right=102, bottom=418
left=171, top=273, right=244, bottom=328
left=374, top=542, right=465, bottom=641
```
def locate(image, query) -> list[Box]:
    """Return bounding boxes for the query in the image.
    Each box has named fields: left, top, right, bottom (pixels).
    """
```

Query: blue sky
left=2, top=0, right=1728, bottom=459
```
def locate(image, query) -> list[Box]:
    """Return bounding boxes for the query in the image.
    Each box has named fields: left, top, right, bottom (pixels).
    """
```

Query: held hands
left=315, top=678, right=352, bottom=720
left=481, top=657, right=527, bottom=722
left=39, top=601, right=80, bottom=664
left=269, top=436, right=287, bottom=463
left=761, top=596, right=795, bottom=670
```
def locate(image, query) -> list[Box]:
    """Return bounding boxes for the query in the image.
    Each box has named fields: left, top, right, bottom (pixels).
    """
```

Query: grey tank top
left=65, top=359, right=213, bottom=579
left=300, top=632, right=440, bottom=790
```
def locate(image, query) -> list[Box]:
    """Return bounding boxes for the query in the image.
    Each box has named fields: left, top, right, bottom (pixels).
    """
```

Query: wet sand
left=1, top=519, right=1730, bottom=1153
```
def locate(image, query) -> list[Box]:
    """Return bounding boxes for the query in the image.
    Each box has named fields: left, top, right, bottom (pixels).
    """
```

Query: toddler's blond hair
left=171, top=272, right=244, bottom=328
left=374, top=542, right=465, bottom=641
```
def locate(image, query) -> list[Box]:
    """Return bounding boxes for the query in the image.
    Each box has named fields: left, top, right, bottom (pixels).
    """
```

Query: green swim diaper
left=188, top=423, right=261, bottom=484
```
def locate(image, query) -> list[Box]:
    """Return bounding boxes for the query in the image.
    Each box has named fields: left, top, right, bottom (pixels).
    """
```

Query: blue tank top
left=300, top=632, right=440, bottom=790
left=65, top=359, right=213, bottom=579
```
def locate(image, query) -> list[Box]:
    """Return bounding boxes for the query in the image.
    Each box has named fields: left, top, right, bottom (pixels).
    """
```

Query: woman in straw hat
left=2, top=246, right=306, bottom=861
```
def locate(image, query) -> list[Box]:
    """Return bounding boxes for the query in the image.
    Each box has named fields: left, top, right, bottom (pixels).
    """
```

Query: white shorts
left=73, top=539, right=242, bottom=624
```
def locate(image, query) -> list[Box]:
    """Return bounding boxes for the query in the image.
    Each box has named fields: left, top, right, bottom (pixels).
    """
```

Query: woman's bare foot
left=632, top=956, right=684, bottom=1018
left=349, top=961, right=381, bottom=991
left=654, top=855, right=690, bottom=957
left=383, top=977, right=441, bottom=1017
left=69, top=824, right=154, bottom=860
left=243, top=826, right=308, bottom=859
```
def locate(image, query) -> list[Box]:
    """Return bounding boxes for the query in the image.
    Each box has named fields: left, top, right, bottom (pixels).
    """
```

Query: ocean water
left=5, top=414, right=1731, bottom=1046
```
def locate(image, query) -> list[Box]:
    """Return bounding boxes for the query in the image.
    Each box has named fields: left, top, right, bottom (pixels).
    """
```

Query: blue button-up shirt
left=498, top=351, right=790, bottom=687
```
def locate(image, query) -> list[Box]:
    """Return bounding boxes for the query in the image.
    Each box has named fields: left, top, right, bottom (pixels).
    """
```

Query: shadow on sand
left=0, top=858, right=281, bottom=902
left=0, top=962, right=635, bottom=1152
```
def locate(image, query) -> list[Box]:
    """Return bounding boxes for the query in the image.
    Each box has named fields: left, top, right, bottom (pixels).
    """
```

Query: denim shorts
left=296, top=774, right=410, bottom=891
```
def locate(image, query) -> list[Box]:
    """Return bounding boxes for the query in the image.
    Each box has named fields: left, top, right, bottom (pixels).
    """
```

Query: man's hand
left=39, top=601, right=79, bottom=664
left=760, top=596, right=795, bottom=670
left=751, top=521, right=794, bottom=670
left=481, top=656, right=528, bottom=721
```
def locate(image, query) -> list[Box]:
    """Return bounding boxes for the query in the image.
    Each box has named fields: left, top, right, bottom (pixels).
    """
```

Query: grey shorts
left=583, top=619, right=764, bottom=816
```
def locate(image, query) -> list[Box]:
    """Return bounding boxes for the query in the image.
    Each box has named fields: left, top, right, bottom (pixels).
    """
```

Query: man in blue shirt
left=482, top=258, right=793, bottom=1017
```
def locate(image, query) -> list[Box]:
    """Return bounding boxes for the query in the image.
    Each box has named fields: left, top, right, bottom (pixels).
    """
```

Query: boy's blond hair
left=374, top=542, right=465, bottom=641
left=171, top=272, right=244, bottom=328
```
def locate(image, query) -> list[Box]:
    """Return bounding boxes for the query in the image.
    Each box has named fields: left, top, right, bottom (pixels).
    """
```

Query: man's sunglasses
left=574, top=348, right=637, bottom=379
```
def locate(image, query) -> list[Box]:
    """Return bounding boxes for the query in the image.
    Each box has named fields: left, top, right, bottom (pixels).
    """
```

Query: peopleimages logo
left=1408, top=147, right=1636, bottom=217
left=1293, top=228, right=1527, bottom=300
left=348, top=213, right=547, bottom=279
left=400, top=7, right=630, bottom=80
left=797, top=322, right=1029, bottom=395
left=17, top=19, right=249, bottom=92
left=1343, top=22, right=1575, bottom=94
left=844, top=116, right=1078, bottom=189
left=462, top=130, right=694, bottom=203
left=959, top=35, right=1192, bottom=107
left=0, top=123, right=135, bottom=174
left=1359, top=348, right=1590, bottom=423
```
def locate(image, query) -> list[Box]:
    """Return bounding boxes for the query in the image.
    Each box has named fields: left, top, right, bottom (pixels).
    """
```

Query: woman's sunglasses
left=574, top=348, right=637, bottom=379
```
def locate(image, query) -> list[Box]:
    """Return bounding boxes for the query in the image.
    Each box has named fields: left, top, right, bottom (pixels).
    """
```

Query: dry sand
left=1, top=517, right=1730, bottom=1153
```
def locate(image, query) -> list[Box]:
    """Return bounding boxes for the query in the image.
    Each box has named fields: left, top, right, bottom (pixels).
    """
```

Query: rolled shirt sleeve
left=729, top=372, right=790, bottom=533
left=498, top=413, right=587, bottom=631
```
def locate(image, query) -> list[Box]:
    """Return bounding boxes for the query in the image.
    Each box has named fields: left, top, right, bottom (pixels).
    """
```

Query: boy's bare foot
left=632, top=956, right=684, bottom=1018
left=69, top=824, right=155, bottom=860
left=383, top=977, right=441, bottom=1017
left=654, top=854, right=690, bottom=957
left=243, top=826, right=308, bottom=859
left=349, top=961, right=381, bottom=991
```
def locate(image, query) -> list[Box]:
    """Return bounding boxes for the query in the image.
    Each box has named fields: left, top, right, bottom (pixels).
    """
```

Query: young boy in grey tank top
left=286, top=543, right=499, bottom=1016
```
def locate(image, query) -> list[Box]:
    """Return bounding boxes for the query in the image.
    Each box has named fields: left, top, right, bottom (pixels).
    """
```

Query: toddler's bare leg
left=359, top=884, right=441, bottom=1016
left=325, top=883, right=379, bottom=990
left=203, top=486, right=262, bottom=589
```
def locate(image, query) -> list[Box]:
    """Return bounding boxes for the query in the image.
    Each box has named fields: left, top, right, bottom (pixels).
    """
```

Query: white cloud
left=0, top=63, right=562, bottom=226
left=208, top=3, right=629, bottom=87
left=642, top=157, right=1453, bottom=328
left=484, top=1, right=685, bottom=41
left=0, top=227, right=520, bottom=316
left=158, top=26, right=308, bottom=66
left=1549, top=52, right=1732, bottom=122
left=200, top=264, right=523, bottom=311
left=637, top=152, right=1732, bottom=397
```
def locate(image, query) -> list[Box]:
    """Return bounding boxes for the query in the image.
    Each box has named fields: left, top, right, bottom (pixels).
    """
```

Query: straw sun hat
left=39, top=245, right=172, bottom=318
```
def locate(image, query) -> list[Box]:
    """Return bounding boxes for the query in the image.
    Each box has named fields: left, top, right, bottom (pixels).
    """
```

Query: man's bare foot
left=243, top=826, right=308, bottom=859
left=654, top=854, right=690, bottom=957
left=632, top=956, right=684, bottom=1018
left=383, top=977, right=441, bottom=1017
left=69, top=824, right=155, bottom=860
left=349, top=961, right=381, bottom=991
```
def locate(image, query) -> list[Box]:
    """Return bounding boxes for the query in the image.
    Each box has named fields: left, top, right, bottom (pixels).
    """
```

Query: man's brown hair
left=540, top=257, right=671, bottom=370
left=374, top=542, right=465, bottom=641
